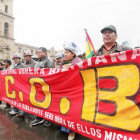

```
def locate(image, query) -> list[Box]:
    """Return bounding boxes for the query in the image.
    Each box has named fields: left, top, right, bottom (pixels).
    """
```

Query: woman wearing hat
left=60, top=42, right=81, bottom=140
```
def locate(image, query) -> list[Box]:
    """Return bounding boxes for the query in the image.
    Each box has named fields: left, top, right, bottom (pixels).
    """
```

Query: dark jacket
left=0, top=68, right=3, bottom=71
left=96, top=43, right=132, bottom=56
left=34, top=56, right=55, bottom=68
left=23, top=59, right=35, bottom=68
left=12, top=62, right=24, bottom=69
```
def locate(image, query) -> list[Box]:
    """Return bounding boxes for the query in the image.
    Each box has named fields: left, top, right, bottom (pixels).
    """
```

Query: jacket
left=96, top=43, right=132, bottom=56
left=23, top=59, right=35, bottom=68
left=34, top=56, right=55, bottom=68
left=12, top=62, right=24, bottom=69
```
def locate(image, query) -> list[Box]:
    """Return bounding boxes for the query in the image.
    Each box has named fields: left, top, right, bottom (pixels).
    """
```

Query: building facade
left=0, top=0, right=56, bottom=61
left=0, top=0, right=15, bottom=60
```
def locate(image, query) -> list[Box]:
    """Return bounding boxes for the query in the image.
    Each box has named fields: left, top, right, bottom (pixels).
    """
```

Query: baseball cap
left=101, top=25, right=117, bottom=34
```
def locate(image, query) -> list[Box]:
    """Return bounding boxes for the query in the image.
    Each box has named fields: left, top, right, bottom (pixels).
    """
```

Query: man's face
left=37, top=49, right=46, bottom=59
left=56, top=57, right=62, bottom=64
left=24, top=55, right=31, bottom=62
left=4, top=62, right=9, bottom=68
left=102, top=30, right=117, bottom=45
left=0, top=64, right=3, bottom=69
left=13, top=58, right=20, bottom=64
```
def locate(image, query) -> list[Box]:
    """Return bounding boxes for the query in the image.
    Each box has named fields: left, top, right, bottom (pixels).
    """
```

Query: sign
left=0, top=49, right=140, bottom=140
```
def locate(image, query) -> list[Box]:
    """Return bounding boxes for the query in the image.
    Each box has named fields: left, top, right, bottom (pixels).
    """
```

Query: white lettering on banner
left=2, top=50, right=140, bottom=76
left=77, top=61, right=83, bottom=68
left=67, top=121, right=75, bottom=129
left=104, top=131, right=137, bottom=140
left=48, top=68, right=60, bottom=75
left=34, top=49, right=140, bottom=76
left=19, top=68, right=30, bottom=74
left=21, top=103, right=43, bottom=116
left=1, top=68, right=44, bottom=75
left=48, top=68, right=56, bottom=75
left=2, top=97, right=44, bottom=117
left=1, top=69, right=17, bottom=75
left=87, top=57, right=92, bottom=66
left=28, top=68, right=33, bottom=74
left=61, top=68, right=69, bottom=72
left=40, top=68, right=45, bottom=75
left=110, top=51, right=127, bottom=62
left=45, top=111, right=54, bottom=121
left=2, top=97, right=14, bottom=104
left=131, top=49, right=140, bottom=59
left=76, top=123, right=102, bottom=138
left=96, top=129, right=102, bottom=139
left=70, top=66, right=74, bottom=69
left=95, top=56, right=108, bottom=64
left=54, top=116, right=66, bottom=126
left=34, top=68, right=40, bottom=74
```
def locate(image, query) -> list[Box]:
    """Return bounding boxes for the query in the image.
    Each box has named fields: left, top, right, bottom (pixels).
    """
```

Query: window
left=4, top=22, right=9, bottom=37
left=5, top=5, right=8, bottom=13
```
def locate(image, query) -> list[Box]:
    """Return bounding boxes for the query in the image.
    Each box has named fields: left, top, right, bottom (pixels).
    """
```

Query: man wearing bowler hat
left=96, top=25, right=132, bottom=56
left=9, top=53, right=24, bottom=115
left=23, top=50, right=35, bottom=68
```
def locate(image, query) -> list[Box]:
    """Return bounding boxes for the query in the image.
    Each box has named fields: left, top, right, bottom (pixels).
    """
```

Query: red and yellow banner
left=0, top=49, right=140, bottom=140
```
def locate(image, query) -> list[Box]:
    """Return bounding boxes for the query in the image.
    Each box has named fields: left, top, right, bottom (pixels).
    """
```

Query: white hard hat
left=12, top=53, right=21, bottom=59
left=55, top=52, right=63, bottom=59
left=64, top=42, right=78, bottom=55
left=24, top=50, right=32, bottom=56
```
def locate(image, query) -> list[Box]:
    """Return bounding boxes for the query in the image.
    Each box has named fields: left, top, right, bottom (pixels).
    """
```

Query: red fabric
left=0, top=49, right=140, bottom=140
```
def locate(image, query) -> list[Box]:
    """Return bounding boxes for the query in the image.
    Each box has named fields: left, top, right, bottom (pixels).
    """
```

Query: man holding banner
left=30, top=47, right=55, bottom=126
left=96, top=25, right=132, bottom=56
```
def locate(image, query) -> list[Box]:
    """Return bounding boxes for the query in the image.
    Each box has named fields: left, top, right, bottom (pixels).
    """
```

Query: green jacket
left=96, top=43, right=132, bottom=56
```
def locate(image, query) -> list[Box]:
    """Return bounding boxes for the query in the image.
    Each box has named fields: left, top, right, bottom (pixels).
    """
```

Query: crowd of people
left=0, top=25, right=133, bottom=140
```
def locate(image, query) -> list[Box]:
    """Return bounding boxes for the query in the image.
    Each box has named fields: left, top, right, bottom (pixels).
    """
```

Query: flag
left=84, top=29, right=96, bottom=58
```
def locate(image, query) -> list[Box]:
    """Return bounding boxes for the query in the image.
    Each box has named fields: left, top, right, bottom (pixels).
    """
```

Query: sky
left=13, top=0, right=140, bottom=53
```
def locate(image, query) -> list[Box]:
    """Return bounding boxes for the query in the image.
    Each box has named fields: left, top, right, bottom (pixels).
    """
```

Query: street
left=0, top=103, right=91, bottom=140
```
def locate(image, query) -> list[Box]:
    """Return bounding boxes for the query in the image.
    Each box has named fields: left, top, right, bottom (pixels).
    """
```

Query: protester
left=55, top=52, right=63, bottom=68
left=30, top=47, right=55, bottom=126
left=60, top=42, right=81, bottom=140
left=31, top=55, right=38, bottom=61
left=134, top=46, right=140, bottom=49
left=4, top=59, right=12, bottom=70
left=96, top=25, right=132, bottom=56
left=0, top=62, right=4, bottom=105
left=16, top=50, right=35, bottom=118
left=0, top=62, right=4, bottom=71
left=78, top=53, right=86, bottom=61
left=9, top=53, right=24, bottom=115
left=3, top=59, right=12, bottom=109
left=22, top=50, right=36, bottom=68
